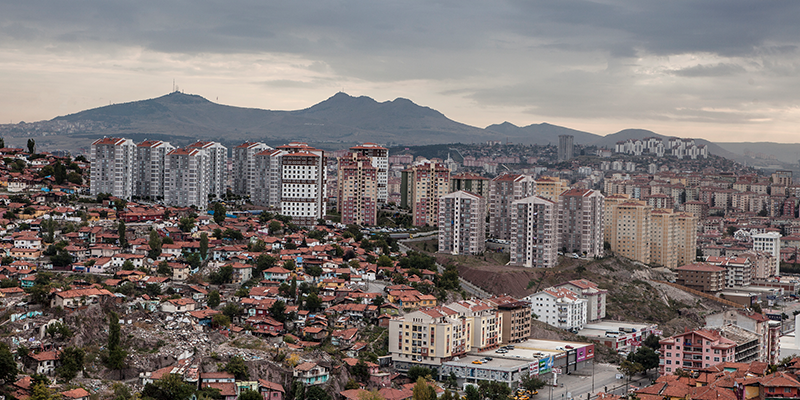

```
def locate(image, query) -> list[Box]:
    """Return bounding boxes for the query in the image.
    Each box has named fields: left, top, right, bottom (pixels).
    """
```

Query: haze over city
left=2, top=1, right=800, bottom=143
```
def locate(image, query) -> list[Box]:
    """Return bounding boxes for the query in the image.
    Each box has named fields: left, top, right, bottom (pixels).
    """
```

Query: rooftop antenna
left=173, top=79, right=176, bottom=93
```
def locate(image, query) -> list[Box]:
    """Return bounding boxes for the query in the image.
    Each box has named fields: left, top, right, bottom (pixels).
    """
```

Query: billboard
left=529, top=361, right=539, bottom=376
left=539, top=356, right=553, bottom=374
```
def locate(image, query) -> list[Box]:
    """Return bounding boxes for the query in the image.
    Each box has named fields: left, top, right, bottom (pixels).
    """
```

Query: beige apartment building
left=607, top=200, right=652, bottom=264
left=488, top=174, right=536, bottom=240
left=487, top=296, right=532, bottom=344
left=338, top=152, right=379, bottom=226
left=349, top=143, right=389, bottom=203
left=534, top=176, right=569, bottom=203
left=389, top=307, right=473, bottom=371
left=164, top=148, right=209, bottom=209
left=401, top=161, right=451, bottom=227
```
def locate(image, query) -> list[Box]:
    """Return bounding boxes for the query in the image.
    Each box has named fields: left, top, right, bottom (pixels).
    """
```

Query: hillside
left=484, top=121, right=601, bottom=145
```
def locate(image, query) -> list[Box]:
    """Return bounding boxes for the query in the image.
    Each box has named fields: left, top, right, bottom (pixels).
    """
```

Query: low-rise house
left=60, top=388, right=91, bottom=400
left=263, top=266, right=291, bottom=282
left=161, top=297, right=197, bottom=313
left=231, top=262, right=253, bottom=284
left=172, top=264, right=190, bottom=281
left=27, top=351, right=59, bottom=375
left=293, top=362, right=330, bottom=386
left=50, top=288, right=115, bottom=308
left=258, top=379, right=285, bottom=400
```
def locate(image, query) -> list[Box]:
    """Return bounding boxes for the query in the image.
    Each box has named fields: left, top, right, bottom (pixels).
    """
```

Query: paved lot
left=540, top=362, right=654, bottom=400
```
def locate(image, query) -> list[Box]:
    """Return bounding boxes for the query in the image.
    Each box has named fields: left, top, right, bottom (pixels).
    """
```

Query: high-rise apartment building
left=509, top=196, right=558, bottom=268
left=187, top=141, right=227, bottom=200
left=338, top=152, right=378, bottom=226
left=438, top=191, right=486, bottom=255
left=251, top=149, right=284, bottom=209
left=164, top=148, right=209, bottom=209
left=133, top=140, right=174, bottom=200
left=558, top=134, right=574, bottom=161
left=401, top=161, right=451, bottom=227
left=450, top=172, right=490, bottom=198
left=675, top=212, right=698, bottom=267
left=650, top=209, right=679, bottom=268
left=534, top=176, right=569, bottom=203
left=488, top=174, right=536, bottom=240
left=607, top=200, right=652, bottom=264
left=752, top=232, right=781, bottom=276
left=277, top=142, right=326, bottom=227
left=232, top=142, right=271, bottom=197
left=90, top=137, right=136, bottom=200
left=349, top=143, right=388, bottom=203
left=558, top=189, right=605, bottom=257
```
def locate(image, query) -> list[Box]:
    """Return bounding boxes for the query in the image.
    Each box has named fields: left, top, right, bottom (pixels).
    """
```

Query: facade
left=705, top=309, right=781, bottom=365
left=554, top=279, right=607, bottom=322
left=676, top=263, right=726, bottom=292
left=252, top=149, right=284, bottom=208
left=447, top=300, right=503, bottom=351
left=675, top=212, right=698, bottom=267
left=278, top=143, right=326, bottom=227
left=389, top=306, right=473, bottom=370
left=607, top=200, right=652, bottom=264
left=450, top=172, right=490, bottom=199
left=558, top=189, right=604, bottom=257
left=164, top=148, right=209, bottom=209
left=90, top=137, right=136, bottom=200
left=488, top=297, right=532, bottom=344
left=438, top=191, right=486, bottom=255
left=650, top=209, right=679, bottom=268
left=488, top=174, right=536, bottom=240
left=525, top=287, right=587, bottom=331
left=337, top=152, right=379, bottom=226
left=134, top=140, right=174, bottom=200
left=558, top=134, right=574, bottom=161
left=349, top=143, right=388, bottom=203
left=705, top=256, right=753, bottom=287
left=509, top=196, right=558, bottom=268
left=232, top=142, right=271, bottom=197
left=752, top=232, right=781, bottom=276
left=187, top=141, right=227, bottom=200
left=401, top=162, right=451, bottom=227
left=658, top=329, right=736, bottom=375
left=534, top=176, right=569, bottom=203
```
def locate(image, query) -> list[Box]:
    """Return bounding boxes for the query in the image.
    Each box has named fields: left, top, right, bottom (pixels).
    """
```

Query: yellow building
left=675, top=212, right=698, bottom=267
left=650, top=209, right=678, bottom=268
left=534, top=176, right=569, bottom=203
left=388, top=306, right=473, bottom=370
left=607, top=200, right=652, bottom=264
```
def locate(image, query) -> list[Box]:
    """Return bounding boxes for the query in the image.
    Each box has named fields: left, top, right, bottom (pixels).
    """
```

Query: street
left=542, top=363, right=654, bottom=400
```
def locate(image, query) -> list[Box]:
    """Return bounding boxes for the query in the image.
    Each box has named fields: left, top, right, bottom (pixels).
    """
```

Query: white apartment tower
left=252, top=149, right=284, bottom=209
left=752, top=232, right=782, bottom=276
left=277, top=142, right=326, bottom=227
left=438, top=191, right=487, bottom=255
left=488, top=174, right=536, bottom=240
left=559, top=188, right=605, bottom=257
left=349, top=143, right=389, bottom=203
left=133, top=140, right=174, bottom=200
left=164, top=148, right=209, bottom=209
left=90, top=137, right=136, bottom=200
left=509, top=196, right=558, bottom=268
left=188, top=141, right=227, bottom=200
left=232, top=141, right=271, bottom=197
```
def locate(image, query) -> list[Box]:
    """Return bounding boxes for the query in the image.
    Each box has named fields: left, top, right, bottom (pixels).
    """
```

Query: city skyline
left=2, top=2, right=800, bottom=143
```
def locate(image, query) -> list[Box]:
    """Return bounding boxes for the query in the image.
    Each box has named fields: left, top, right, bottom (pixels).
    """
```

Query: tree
left=269, top=300, right=287, bottom=322
left=520, top=375, right=546, bottom=392
left=213, top=202, right=227, bottom=225
left=304, top=292, right=322, bottom=311
left=56, top=346, right=85, bottom=382
left=0, top=137, right=4, bottom=148
left=67, top=171, right=83, bottom=185
left=30, top=382, right=56, bottom=400
left=117, top=220, right=127, bottom=247
left=407, top=366, right=433, bottom=382
left=208, top=290, right=221, bottom=308
left=200, top=233, right=209, bottom=260
left=618, top=360, right=644, bottom=394
left=45, top=321, right=72, bottom=340
left=269, top=220, right=282, bottom=234
left=179, top=217, right=196, bottom=232
left=106, top=311, right=127, bottom=371
left=643, top=334, right=661, bottom=350
left=122, top=260, right=135, bottom=271
left=212, top=313, right=231, bottom=328
left=351, top=360, right=370, bottom=382
left=239, top=390, right=262, bottom=400
left=305, top=386, right=331, bottom=400
left=142, top=373, right=196, bottom=400
left=0, top=342, right=17, bottom=385
left=148, top=230, right=163, bottom=260
left=223, top=303, right=242, bottom=320
left=210, top=265, right=233, bottom=284
left=358, top=390, right=386, bottom=400
left=464, top=385, right=480, bottom=400
left=478, top=381, right=511, bottom=400
left=157, top=261, right=171, bottom=276
left=185, top=252, right=202, bottom=269
left=27, top=138, right=35, bottom=154
left=412, top=377, right=437, bottom=400
left=113, top=198, right=128, bottom=211
left=377, top=255, right=393, bottom=268
left=372, top=295, right=385, bottom=307
left=629, top=346, right=659, bottom=372
left=224, top=356, right=249, bottom=380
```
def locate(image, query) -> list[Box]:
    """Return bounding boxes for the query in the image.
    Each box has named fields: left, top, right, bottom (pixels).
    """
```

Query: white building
left=90, top=137, right=136, bottom=200
left=164, top=148, right=209, bottom=209
left=188, top=141, right=227, bottom=200
left=438, top=191, right=486, bottom=255
left=525, top=287, right=587, bottom=331
left=232, top=142, right=271, bottom=197
left=558, top=189, right=605, bottom=258
left=509, top=196, right=558, bottom=268
left=554, top=279, right=607, bottom=322
left=447, top=299, right=503, bottom=351
left=252, top=149, right=284, bottom=208
left=277, top=142, right=326, bottom=227
left=134, top=140, right=174, bottom=200
left=752, top=232, right=781, bottom=276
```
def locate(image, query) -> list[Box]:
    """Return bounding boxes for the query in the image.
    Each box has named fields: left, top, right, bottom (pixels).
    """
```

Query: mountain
left=484, top=122, right=601, bottom=145
left=590, top=128, right=743, bottom=161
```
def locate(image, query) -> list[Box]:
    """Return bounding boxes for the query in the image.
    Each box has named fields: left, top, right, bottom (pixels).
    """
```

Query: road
left=543, top=363, right=653, bottom=400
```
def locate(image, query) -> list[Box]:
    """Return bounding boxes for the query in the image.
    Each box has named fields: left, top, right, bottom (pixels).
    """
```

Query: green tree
left=213, top=202, right=227, bottom=225
left=122, top=260, right=135, bottom=271
left=111, top=382, right=134, bottom=400
left=224, top=356, right=249, bottom=380
left=30, top=382, right=56, bottom=400
left=520, top=375, right=546, bottom=392
left=56, top=346, right=85, bottom=382
left=306, top=386, right=331, bottom=400
left=0, top=342, right=18, bottom=385
left=223, top=303, right=242, bottom=320
left=118, top=221, right=127, bottom=248
left=464, top=386, right=480, bottom=400
left=618, top=360, right=645, bottom=394
left=304, top=292, right=322, bottom=311
left=27, top=138, right=35, bottom=154
left=141, top=373, right=196, bottom=400
left=239, top=390, right=262, bottom=400
left=67, top=171, right=83, bottom=185
left=0, top=137, right=4, bottom=148
left=179, top=217, right=196, bottom=232
left=148, top=230, right=163, bottom=260
left=643, top=334, right=661, bottom=349
left=628, top=346, right=659, bottom=372
left=212, top=313, right=231, bottom=328
left=407, top=366, right=433, bottom=382
left=208, top=290, right=221, bottom=308
left=351, top=360, right=370, bottom=382
left=185, top=252, right=202, bottom=269
left=106, top=311, right=127, bottom=372
left=478, top=381, right=511, bottom=400
left=372, top=295, right=386, bottom=307
left=200, top=233, right=209, bottom=260
left=210, top=265, right=233, bottom=284
left=269, top=220, right=282, bottom=234
left=412, top=377, right=437, bottom=400
left=113, top=198, right=128, bottom=211
left=377, top=255, right=393, bottom=268
left=45, top=321, right=72, bottom=340
left=269, top=300, right=288, bottom=322
left=157, top=261, right=171, bottom=276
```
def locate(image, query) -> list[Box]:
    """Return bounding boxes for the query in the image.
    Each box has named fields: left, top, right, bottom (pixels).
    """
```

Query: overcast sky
left=2, top=0, right=800, bottom=142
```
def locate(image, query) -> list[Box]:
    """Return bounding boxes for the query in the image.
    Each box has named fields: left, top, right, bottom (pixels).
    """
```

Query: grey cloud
left=670, top=63, right=747, bottom=77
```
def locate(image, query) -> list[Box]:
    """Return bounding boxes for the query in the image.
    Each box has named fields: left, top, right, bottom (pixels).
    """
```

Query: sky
left=2, top=0, right=800, bottom=143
